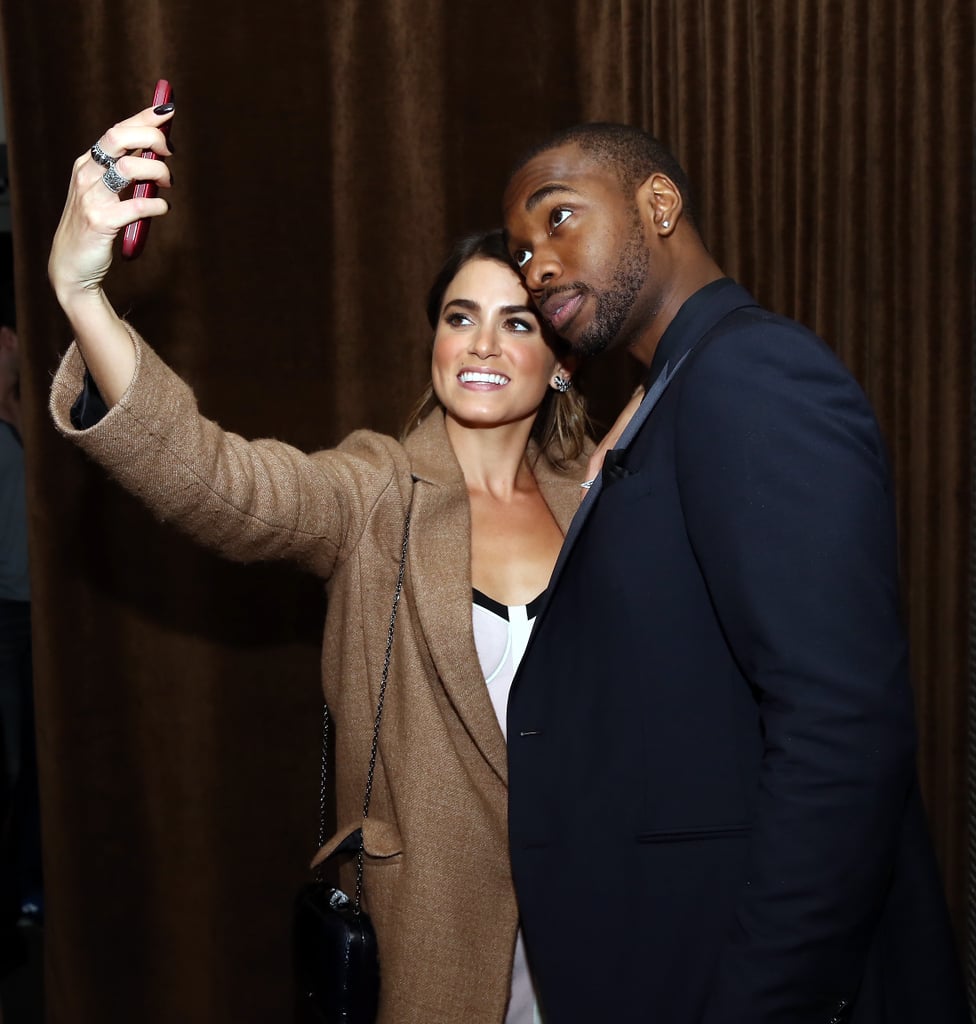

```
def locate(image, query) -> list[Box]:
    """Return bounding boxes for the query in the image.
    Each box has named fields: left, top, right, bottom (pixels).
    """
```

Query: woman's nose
left=469, top=325, right=502, bottom=358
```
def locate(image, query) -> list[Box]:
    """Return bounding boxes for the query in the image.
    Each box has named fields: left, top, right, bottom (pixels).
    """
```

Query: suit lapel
left=533, top=356, right=679, bottom=614
left=517, top=281, right=763, bottom=669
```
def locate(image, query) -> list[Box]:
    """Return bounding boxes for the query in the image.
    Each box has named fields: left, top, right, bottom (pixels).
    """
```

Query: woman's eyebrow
left=443, top=298, right=479, bottom=312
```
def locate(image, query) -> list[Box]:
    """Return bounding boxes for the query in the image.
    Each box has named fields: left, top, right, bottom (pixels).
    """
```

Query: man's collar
left=644, top=278, right=756, bottom=387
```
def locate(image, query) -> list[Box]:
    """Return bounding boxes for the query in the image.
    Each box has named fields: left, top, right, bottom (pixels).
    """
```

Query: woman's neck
left=444, top=415, right=537, bottom=499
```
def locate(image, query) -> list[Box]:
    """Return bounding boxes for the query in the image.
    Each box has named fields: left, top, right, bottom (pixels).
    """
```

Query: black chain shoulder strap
left=315, top=509, right=412, bottom=915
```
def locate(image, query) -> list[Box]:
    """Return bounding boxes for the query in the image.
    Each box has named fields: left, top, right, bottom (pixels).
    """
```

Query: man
left=501, top=123, right=968, bottom=1023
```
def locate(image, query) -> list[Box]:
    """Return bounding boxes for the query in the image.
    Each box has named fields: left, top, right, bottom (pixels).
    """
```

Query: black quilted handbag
left=293, top=832, right=380, bottom=1022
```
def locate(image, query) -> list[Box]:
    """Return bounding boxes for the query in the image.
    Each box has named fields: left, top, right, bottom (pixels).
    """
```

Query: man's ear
left=637, top=171, right=682, bottom=236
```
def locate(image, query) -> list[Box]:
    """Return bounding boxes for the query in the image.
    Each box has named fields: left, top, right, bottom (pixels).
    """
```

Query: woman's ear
left=549, top=353, right=578, bottom=392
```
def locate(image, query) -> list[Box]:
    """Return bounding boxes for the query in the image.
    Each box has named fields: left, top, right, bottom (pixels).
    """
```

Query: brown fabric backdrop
left=0, top=1, right=971, bottom=1020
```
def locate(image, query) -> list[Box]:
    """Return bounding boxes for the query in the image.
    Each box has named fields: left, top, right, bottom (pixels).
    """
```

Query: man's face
left=502, top=143, right=657, bottom=358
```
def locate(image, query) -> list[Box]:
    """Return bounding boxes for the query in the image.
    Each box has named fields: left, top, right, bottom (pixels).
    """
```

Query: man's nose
left=524, top=249, right=561, bottom=294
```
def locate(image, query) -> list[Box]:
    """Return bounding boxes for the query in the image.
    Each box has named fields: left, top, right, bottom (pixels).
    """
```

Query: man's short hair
left=510, top=122, right=697, bottom=229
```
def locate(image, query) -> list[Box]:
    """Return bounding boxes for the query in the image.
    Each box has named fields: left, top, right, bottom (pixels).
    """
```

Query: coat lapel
left=402, top=413, right=584, bottom=787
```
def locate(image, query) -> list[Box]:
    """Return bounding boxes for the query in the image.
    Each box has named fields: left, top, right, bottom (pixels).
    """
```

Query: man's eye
left=513, top=249, right=532, bottom=269
left=550, top=207, right=572, bottom=230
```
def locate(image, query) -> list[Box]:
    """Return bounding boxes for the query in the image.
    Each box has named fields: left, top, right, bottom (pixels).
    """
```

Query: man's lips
left=541, top=290, right=586, bottom=331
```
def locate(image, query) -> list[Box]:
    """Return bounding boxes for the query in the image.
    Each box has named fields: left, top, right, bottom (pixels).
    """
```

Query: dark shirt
left=69, top=372, right=109, bottom=431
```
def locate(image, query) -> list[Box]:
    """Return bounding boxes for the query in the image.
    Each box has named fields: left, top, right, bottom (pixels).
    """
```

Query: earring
left=552, top=375, right=572, bottom=393
left=662, top=220, right=670, bottom=229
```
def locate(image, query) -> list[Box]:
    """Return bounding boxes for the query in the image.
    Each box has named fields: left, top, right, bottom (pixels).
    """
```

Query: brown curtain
left=0, top=1, right=971, bottom=1020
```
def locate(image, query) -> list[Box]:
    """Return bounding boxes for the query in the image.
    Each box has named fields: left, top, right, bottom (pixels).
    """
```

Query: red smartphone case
left=121, top=79, right=173, bottom=260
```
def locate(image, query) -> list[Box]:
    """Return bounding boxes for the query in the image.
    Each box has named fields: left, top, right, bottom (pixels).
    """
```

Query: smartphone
left=121, top=79, right=174, bottom=260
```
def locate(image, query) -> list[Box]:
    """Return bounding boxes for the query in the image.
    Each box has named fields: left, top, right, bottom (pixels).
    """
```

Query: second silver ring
left=101, top=163, right=132, bottom=194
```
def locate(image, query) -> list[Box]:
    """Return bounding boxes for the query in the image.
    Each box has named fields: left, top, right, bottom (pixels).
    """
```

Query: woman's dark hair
left=424, top=230, right=518, bottom=330
left=404, top=229, right=589, bottom=470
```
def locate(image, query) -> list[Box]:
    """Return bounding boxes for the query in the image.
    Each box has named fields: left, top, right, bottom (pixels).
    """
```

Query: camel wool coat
left=49, top=329, right=587, bottom=1023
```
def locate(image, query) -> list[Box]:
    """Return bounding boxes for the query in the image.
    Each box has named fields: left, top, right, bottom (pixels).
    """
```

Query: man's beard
left=571, top=217, right=649, bottom=357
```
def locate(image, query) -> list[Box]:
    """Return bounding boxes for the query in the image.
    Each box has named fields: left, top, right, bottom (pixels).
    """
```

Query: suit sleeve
left=674, top=320, right=917, bottom=1022
left=49, top=329, right=408, bottom=579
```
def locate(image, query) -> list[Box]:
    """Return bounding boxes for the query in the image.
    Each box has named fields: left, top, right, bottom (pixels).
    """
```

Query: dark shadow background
left=0, top=1, right=972, bottom=1020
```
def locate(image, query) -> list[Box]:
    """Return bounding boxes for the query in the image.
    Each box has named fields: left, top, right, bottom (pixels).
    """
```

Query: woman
left=47, top=102, right=590, bottom=1023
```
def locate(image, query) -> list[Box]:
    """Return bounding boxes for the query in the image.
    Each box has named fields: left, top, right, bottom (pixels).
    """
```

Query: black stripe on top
left=472, top=587, right=546, bottom=620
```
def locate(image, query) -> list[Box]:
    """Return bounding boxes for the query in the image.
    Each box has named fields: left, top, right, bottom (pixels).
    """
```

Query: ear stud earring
left=552, top=375, right=572, bottom=393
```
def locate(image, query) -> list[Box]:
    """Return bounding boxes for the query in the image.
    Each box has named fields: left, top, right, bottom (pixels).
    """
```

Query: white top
left=472, top=588, right=545, bottom=1024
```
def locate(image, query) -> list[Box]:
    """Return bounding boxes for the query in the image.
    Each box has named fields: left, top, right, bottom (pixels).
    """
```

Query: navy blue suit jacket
left=507, top=280, right=967, bottom=1023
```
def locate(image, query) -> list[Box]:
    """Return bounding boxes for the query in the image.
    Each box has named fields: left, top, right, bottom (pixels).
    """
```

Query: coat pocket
left=636, top=822, right=750, bottom=844
left=310, top=818, right=403, bottom=869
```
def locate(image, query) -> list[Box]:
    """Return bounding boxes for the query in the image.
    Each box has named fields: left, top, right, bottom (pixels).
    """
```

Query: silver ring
left=90, top=142, right=116, bottom=169
left=101, top=163, right=132, bottom=194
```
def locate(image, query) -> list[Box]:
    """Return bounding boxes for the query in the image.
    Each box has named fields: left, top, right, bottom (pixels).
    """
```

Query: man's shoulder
left=692, top=303, right=845, bottom=381
left=713, top=301, right=820, bottom=341
left=671, top=305, right=882, bottom=456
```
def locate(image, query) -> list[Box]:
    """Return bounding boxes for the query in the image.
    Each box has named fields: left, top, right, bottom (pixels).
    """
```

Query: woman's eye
left=513, top=249, right=532, bottom=269
left=506, top=318, right=536, bottom=333
left=549, top=207, right=572, bottom=230
left=445, top=312, right=474, bottom=328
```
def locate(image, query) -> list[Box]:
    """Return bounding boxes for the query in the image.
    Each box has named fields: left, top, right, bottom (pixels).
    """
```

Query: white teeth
left=459, top=371, right=509, bottom=385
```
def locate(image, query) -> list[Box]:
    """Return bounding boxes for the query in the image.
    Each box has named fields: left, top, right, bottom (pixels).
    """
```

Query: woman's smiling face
left=431, top=257, right=563, bottom=431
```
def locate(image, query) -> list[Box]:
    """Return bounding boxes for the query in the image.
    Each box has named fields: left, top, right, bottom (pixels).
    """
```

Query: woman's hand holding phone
left=47, top=84, right=175, bottom=406
left=48, top=85, right=175, bottom=306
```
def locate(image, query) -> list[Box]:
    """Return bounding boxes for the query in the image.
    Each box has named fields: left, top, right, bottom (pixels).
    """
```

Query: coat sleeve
left=673, top=317, right=917, bottom=1023
left=48, top=327, right=409, bottom=579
